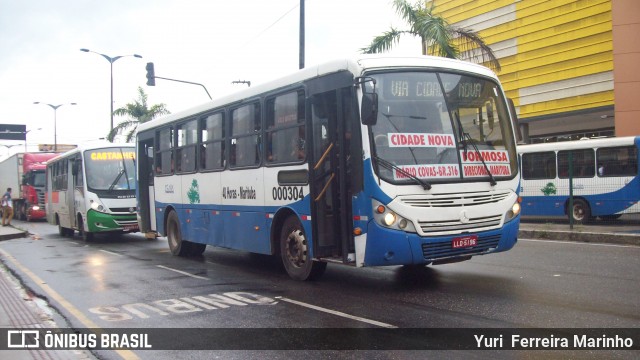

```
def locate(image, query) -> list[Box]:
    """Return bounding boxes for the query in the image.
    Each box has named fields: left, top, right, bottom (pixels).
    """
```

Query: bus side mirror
left=361, top=92, right=378, bottom=126
left=356, top=76, right=378, bottom=126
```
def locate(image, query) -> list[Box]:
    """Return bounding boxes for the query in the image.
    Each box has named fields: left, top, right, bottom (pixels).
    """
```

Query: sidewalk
left=518, top=219, right=640, bottom=246
left=0, top=225, right=93, bottom=360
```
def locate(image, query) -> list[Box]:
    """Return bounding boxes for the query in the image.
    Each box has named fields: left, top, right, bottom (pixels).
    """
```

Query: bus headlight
left=383, top=212, right=396, bottom=226
left=90, top=200, right=106, bottom=213
left=372, top=199, right=417, bottom=233
left=505, top=199, right=521, bottom=222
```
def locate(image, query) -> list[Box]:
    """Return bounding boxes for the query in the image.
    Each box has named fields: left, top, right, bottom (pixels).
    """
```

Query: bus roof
left=517, top=136, right=639, bottom=154
left=137, top=55, right=500, bottom=134
left=46, top=141, right=135, bottom=163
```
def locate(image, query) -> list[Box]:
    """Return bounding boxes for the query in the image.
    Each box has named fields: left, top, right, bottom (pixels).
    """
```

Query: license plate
left=122, top=224, right=139, bottom=232
left=452, top=235, right=478, bottom=249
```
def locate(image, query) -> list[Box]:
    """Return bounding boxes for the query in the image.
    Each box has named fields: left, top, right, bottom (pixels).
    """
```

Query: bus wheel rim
left=286, top=229, right=307, bottom=268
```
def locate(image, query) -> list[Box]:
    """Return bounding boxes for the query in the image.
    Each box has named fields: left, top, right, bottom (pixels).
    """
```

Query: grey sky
left=0, top=0, right=420, bottom=157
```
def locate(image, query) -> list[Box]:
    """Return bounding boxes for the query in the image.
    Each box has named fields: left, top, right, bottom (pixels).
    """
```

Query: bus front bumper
left=362, top=217, right=520, bottom=267
left=86, top=210, right=139, bottom=233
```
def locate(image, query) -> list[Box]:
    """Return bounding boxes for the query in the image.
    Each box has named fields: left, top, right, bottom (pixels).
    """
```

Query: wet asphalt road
left=0, top=220, right=638, bottom=360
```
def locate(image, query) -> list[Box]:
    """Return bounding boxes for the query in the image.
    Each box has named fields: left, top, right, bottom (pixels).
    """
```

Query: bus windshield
left=84, top=147, right=136, bottom=191
left=368, top=71, right=517, bottom=184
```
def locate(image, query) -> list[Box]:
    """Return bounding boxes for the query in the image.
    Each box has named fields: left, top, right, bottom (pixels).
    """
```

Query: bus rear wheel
left=57, top=215, right=73, bottom=237
left=280, top=216, right=327, bottom=281
left=569, top=199, right=591, bottom=224
left=166, top=210, right=205, bottom=256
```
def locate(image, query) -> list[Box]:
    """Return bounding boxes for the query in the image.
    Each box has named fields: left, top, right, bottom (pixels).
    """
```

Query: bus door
left=70, top=154, right=85, bottom=230
left=137, top=136, right=157, bottom=234
left=308, top=83, right=356, bottom=262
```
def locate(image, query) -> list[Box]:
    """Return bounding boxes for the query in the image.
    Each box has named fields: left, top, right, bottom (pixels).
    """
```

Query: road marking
left=0, top=248, right=140, bottom=360
left=99, top=249, right=122, bottom=256
left=156, top=265, right=209, bottom=280
left=519, top=238, right=640, bottom=248
left=275, top=296, right=397, bottom=329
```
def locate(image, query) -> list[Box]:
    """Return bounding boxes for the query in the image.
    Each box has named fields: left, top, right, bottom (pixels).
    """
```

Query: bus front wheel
left=167, top=210, right=205, bottom=256
left=78, top=216, right=94, bottom=241
left=280, top=216, right=327, bottom=281
left=569, top=199, right=591, bottom=224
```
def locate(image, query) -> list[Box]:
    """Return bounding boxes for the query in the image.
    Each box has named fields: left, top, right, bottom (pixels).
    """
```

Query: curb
left=518, top=229, right=640, bottom=246
left=0, top=228, right=28, bottom=242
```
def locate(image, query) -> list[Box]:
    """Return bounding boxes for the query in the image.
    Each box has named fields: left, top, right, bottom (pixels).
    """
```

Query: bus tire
left=167, top=210, right=191, bottom=256
left=569, top=199, right=591, bottom=224
left=57, top=215, right=73, bottom=237
left=78, top=216, right=93, bottom=241
left=58, top=223, right=68, bottom=237
left=279, top=216, right=327, bottom=281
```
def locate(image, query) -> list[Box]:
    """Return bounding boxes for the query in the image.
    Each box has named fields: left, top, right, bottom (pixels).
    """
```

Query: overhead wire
left=238, top=1, right=300, bottom=49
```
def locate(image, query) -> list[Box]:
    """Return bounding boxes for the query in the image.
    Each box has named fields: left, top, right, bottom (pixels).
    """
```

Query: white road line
left=99, top=249, right=122, bottom=256
left=156, top=265, right=209, bottom=280
left=275, top=296, right=397, bottom=329
left=519, top=238, right=640, bottom=248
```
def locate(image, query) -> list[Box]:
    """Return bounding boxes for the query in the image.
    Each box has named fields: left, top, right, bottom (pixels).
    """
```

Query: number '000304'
left=272, top=186, right=304, bottom=201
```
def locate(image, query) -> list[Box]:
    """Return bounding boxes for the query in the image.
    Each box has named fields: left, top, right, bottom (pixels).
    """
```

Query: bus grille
left=114, top=219, right=138, bottom=226
left=422, top=234, right=501, bottom=260
left=418, top=215, right=502, bottom=234
left=110, top=207, right=136, bottom=214
left=400, top=190, right=511, bottom=208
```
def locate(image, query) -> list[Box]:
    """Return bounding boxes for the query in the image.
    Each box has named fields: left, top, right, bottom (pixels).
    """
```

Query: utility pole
left=299, top=0, right=305, bottom=69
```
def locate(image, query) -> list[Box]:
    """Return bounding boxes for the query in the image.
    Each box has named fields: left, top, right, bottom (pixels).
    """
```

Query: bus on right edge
left=518, top=136, right=640, bottom=223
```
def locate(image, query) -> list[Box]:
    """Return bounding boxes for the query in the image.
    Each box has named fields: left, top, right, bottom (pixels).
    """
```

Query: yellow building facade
left=431, top=0, right=639, bottom=142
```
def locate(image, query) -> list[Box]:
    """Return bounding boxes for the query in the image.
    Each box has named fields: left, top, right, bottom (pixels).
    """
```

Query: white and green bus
left=45, top=142, right=139, bottom=240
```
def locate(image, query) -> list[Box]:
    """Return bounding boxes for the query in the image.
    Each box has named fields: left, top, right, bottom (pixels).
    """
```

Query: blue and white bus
left=518, top=136, right=640, bottom=223
left=136, top=55, right=521, bottom=280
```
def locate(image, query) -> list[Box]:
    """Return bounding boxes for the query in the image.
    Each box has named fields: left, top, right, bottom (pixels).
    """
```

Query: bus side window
left=230, top=103, right=261, bottom=168
left=200, top=112, right=225, bottom=171
left=156, top=126, right=174, bottom=175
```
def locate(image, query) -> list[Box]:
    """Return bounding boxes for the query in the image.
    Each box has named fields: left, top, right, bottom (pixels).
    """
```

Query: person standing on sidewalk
left=1, top=187, right=13, bottom=226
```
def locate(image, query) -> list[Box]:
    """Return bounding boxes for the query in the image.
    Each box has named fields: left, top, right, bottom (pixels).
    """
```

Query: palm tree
left=108, top=87, right=170, bottom=142
left=361, top=0, right=501, bottom=71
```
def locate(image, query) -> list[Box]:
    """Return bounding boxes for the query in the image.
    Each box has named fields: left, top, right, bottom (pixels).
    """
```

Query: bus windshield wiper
left=455, top=112, right=496, bottom=186
left=108, top=169, right=126, bottom=192
left=373, top=155, right=431, bottom=190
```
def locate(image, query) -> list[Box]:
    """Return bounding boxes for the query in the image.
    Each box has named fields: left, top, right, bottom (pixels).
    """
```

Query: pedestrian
left=1, top=187, right=13, bottom=226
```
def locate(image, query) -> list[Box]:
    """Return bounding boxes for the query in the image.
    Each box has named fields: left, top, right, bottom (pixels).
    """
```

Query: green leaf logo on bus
left=187, top=179, right=200, bottom=204
left=541, top=182, right=557, bottom=196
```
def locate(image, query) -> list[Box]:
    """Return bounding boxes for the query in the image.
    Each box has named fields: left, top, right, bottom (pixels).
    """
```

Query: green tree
left=361, top=0, right=501, bottom=71
left=108, top=87, right=170, bottom=142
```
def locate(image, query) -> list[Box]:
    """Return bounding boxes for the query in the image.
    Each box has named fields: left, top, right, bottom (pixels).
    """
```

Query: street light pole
left=80, top=48, right=143, bottom=139
left=33, top=102, right=77, bottom=152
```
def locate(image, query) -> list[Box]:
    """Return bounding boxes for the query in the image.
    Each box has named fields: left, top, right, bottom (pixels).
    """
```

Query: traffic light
left=146, top=62, right=155, bottom=86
